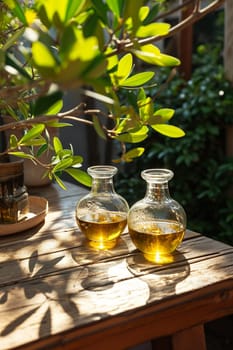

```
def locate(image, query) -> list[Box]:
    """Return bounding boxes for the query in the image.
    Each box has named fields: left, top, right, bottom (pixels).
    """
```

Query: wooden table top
left=0, top=182, right=233, bottom=350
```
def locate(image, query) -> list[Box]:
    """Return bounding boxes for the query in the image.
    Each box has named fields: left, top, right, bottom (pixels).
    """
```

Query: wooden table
left=0, top=182, right=233, bottom=350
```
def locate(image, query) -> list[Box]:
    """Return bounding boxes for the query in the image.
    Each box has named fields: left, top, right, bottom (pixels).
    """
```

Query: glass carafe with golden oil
left=127, top=169, right=186, bottom=264
left=75, top=165, right=129, bottom=249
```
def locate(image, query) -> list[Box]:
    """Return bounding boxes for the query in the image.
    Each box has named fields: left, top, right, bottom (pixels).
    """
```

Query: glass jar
left=127, top=169, right=186, bottom=264
left=0, top=159, right=29, bottom=224
left=75, top=165, right=129, bottom=249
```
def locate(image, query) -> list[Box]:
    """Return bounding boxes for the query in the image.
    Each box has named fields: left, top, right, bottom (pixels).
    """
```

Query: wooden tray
left=0, top=196, right=48, bottom=235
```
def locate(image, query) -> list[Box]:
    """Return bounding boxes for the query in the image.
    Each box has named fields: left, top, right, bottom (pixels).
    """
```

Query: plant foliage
left=0, top=0, right=184, bottom=187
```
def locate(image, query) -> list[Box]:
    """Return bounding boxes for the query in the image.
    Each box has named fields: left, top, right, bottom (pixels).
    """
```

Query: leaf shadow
left=1, top=306, right=40, bottom=336
left=39, top=306, right=51, bottom=338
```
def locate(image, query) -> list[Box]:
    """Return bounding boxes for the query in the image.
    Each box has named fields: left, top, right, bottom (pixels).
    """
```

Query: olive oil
left=129, top=220, right=185, bottom=261
left=76, top=212, right=127, bottom=249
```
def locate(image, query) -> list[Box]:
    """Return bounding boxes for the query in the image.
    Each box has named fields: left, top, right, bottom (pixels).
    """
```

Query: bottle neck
left=145, top=182, right=170, bottom=201
left=91, top=177, right=115, bottom=194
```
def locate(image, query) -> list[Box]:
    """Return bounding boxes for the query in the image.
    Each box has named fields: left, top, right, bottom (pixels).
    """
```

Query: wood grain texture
left=0, top=182, right=233, bottom=350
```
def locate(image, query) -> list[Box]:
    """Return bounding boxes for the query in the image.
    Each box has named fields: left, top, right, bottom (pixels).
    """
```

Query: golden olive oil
left=77, top=212, right=127, bottom=248
left=129, top=220, right=184, bottom=258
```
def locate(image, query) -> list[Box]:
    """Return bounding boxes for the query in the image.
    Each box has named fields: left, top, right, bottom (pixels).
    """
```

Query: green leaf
left=8, top=0, right=27, bottom=25
left=53, top=173, right=67, bottom=190
left=46, top=121, right=71, bottom=128
left=117, top=53, right=133, bottom=82
left=120, top=71, right=154, bottom=87
left=90, top=0, right=109, bottom=25
left=53, top=149, right=73, bottom=161
left=4, top=106, right=18, bottom=120
left=136, top=23, right=170, bottom=38
left=20, top=138, right=46, bottom=147
left=65, top=0, right=87, bottom=22
left=151, top=124, right=185, bottom=138
left=32, top=42, right=58, bottom=73
left=83, top=9, right=100, bottom=37
left=59, top=25, right=77, bottom=60
left=106, top=0, right=124, bottom=18
left=8, top=151, right=35, bottom=160
left=123, top=147, right=145, bottom=161
left=53, top=136, right=63, bottom=154
left=156, top=54, right=181, bottom=67
left=53, top=158, right=73, bottom=172
left=9, top=134, right=18, bottom=148
left=139, top=6, right=150, bottom=22
left=18, top=101, right=29, bottom=120
left=36, top=1, right=53, bottom=28
left=115, top=125, right=148, bottom=143
left=138, top=96, right=153, bottom=121
left=33, top=90, right=63, bottom=116
left=138, top=88, right=146, bottom=101
left=36, top=0, right=86, bottom=27
left=142, top=4, right=160, bottom=25
left=60, top=27, right=99, bottom=61
left=36, top=144, right=48, bottom=157
left=115, top=114, right=139, bottom=134
left=2, top=27, right=25, bottom=51
left=65, top=168, right=92, bottom=187
left=92, top=115, right=107, bottom=140
left=153, top=108, right=175, bottom=122
left=106, top=48, right=118, bottom=71
left=134, top=44, right=180, bottom=67
left=71, top=155, right=83, bottom=166
left=58, top=27, right=107, bottom=84
left=19, top=125, right=45, bottom=144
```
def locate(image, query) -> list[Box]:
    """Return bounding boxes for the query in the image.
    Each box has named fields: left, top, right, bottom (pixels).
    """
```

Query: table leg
left=171, top=324, right=207, bottom=350
left=151, top=336, right=171, bottom=350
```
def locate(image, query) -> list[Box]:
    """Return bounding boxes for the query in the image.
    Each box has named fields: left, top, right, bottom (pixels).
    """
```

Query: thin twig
left=106, top=0, right=225, bottom=58
left=0, top=106, right=115, bottom=132
left=155, top=0, right=195, bottom=20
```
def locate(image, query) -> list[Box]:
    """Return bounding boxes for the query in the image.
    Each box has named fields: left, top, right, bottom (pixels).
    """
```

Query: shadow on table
left=0, top=236, right=190, bottom=342
left=72, top=236, right=129, bottom=291
left=71, top=232, right=190, bottom=300
left=127, top=250, right=190, bottom=303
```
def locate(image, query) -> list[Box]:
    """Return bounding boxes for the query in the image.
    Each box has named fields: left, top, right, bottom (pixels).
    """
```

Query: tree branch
left=0, top=105, right=114, bottom=132
left=136, top=0, right=225, bottom=45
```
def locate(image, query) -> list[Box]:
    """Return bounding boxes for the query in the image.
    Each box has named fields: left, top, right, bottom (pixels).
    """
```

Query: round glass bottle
left=76, top=165, right=129, bottom=249
left=127, top=169, right=186, bottom=264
